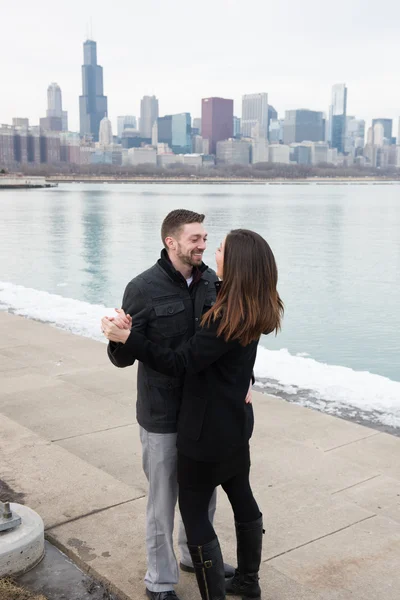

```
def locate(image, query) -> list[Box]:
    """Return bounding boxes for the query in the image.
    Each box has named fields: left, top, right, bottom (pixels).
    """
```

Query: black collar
left=158, top=249, right=209, bottom=285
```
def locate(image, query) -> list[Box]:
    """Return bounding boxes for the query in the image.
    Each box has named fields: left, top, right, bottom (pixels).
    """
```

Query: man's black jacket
left=107, top=250, right=218, bottom=433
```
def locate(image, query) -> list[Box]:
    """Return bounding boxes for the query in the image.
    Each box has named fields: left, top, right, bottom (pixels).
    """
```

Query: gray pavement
left=18, top=541, right=118, bottom=600
left=1, top=311, right=400, bottom=599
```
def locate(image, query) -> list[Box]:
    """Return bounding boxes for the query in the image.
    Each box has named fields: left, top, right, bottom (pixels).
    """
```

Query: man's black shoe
left=180, top=561, right=235, bottom=578
left=145, top=589, right=181, bottom=600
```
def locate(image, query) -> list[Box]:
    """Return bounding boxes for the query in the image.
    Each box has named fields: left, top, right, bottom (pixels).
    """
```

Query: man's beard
left=177, top=245, right=203, bottom=267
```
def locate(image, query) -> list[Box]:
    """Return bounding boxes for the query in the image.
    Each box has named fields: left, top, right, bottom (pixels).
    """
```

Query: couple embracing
left=102, top=209, right=283, bottom=600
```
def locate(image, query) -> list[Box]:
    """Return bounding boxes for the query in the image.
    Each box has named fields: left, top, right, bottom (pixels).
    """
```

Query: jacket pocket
left=145, top=374, right=182, bottom=423
left=153, top=300, right=188, bottom=338
left=203, top=290, right=217, bottom=313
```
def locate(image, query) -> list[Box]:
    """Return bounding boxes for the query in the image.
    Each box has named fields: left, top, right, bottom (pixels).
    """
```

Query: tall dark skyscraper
left=330, top=84, right=347, bottom=154
left=79, top=40, right=108, bottom=141
left=157, top=115, right=173, bottom=146
left=202, top=98, right=234, bottom=155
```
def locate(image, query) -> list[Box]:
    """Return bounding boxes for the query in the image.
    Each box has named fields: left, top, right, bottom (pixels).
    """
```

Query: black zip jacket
left=107, top=250, right=218, bottom=433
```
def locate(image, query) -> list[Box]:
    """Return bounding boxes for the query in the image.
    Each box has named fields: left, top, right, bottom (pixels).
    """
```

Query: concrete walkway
left=1, top=310, right=399, bottom=600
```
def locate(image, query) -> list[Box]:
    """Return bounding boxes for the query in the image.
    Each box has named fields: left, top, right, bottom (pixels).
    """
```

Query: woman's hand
left=245, top=380, right=253, bottom=404
left=101, top=317, right=131, bottom=344
left=110, top=308, right=132, bottom=329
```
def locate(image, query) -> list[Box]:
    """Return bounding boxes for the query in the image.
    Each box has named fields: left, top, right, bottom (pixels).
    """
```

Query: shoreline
left=44, top=175, right=400, bottom=185
left=3, top=303, right=399, bottom=440
left=254, top=382, right=400, bottom=440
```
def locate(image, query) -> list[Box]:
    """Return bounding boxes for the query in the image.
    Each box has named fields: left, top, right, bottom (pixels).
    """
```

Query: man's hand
left=109, top=308, right=132, bottom=330
left=245, top=380, right=253, bottom=404
left=102, top=317, right=131, bottom=344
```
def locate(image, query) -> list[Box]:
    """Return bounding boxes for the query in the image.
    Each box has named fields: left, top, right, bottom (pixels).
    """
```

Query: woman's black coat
left=124, top=317, right=258, bottom=462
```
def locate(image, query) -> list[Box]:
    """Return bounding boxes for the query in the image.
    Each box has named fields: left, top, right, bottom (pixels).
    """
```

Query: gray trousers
left=140, top=426, right=217, bottom=592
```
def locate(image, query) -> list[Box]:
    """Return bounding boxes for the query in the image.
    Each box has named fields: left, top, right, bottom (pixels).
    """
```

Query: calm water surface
left=0, top=182, right=399, bottom=382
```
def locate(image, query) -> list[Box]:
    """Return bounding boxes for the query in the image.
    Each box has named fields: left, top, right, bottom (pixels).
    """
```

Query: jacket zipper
left=198, top=545, right=210, bottom=600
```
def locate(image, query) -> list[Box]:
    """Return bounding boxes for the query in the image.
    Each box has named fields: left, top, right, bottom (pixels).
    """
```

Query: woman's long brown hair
left=202, top=229, right=284, bottom=346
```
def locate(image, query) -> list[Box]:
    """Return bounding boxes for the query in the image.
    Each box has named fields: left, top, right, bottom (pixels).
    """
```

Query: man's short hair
left=161, top=209, right=205, bottom=248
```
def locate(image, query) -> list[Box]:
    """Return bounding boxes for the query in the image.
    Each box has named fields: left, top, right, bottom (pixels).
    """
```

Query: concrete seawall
left=1, top=311, right=399, bottom=599
left=0, top=176, right=56, bottom=189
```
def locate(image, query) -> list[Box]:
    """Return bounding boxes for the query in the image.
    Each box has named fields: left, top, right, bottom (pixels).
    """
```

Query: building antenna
left=89, top=18, right=93, bottom=40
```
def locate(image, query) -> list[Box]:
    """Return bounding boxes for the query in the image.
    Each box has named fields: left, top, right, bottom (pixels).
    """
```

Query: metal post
left=0, top=500, right=22, bottom=531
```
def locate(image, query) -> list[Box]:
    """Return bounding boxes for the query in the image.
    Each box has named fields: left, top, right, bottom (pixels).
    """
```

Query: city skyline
left=2, top=0, right=400, bottom=132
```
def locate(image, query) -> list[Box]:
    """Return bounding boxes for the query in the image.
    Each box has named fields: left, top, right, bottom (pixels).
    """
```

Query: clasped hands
left=101, top=309, right=132, bottom=344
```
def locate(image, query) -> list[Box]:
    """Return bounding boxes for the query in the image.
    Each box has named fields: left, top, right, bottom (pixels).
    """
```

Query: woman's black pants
left=178, top=465, right=261, bottom=546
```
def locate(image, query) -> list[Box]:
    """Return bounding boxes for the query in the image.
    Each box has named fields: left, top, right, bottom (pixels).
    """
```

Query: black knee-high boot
left=188, top=537, right=226, bottom=600
left=225, top=515, right=264, bottom=598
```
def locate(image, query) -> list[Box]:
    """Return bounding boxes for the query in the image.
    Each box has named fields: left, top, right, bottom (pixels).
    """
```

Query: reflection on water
left=80, top=193, right=110, bottom=304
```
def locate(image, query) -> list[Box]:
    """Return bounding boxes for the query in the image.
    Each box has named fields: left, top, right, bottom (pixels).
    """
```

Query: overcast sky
left=2, top=0, right=400, bottom=134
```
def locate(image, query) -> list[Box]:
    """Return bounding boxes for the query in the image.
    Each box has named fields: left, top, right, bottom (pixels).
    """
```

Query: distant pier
left=0, top=176, right=57, bottom=189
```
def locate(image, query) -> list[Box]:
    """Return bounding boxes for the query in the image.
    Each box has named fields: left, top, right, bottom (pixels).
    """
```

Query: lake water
left=1, top=182, right=399, bottom=429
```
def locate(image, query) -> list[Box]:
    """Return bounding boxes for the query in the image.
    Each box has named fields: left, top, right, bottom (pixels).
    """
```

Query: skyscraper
left=157, top=115, right=173, bottom=148
left=373, top=123, right=384, bottom=147
left=79, top=40, right=108, bottom=141
left=140, top=96, right=159, bottom=138
left=99, top=117, right=113, bottom=146
left=61, top=112, right=68, bottom=132
left=269, top=119, right=284, bottom=144
left=157, top=114, right=192, bottom=154
left=152, top=121, right=158, bottom=146
left=345, top=117, right=365, bottom=154
left=202, top=97, right=234, bottom=155
left=171, top=113, right=191, bottom=154
left=267, top=106, right=278, bottom=140
left=372, top=119, right=393, bottom=142
left=117, top=116, right=137, bottom=138
left=283, top=110, right=324, bottom=144
left=40, top=82, right=68, bottom=132
left=47, top=83, right=62, bottom=117
left=251, top=123, right=269, bottom=164
left=12, top=118, right=29, bottom=128
left=241, top=93, right=268, bottom=138
left=365, top=123, right=385, bottom=167
left=330, top=83, right=347, bottom=154
left=192, top=118, right=202, bottom=134
left=216, top=139, right=250, bottom=165
left=233, top=116, right=241, bottom=137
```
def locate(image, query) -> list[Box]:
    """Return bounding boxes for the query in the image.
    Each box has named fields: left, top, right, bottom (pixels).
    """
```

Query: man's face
left=171, top=223, right=208, bottom=267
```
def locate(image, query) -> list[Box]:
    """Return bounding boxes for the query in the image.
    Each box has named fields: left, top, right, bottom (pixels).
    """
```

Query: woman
left=102, top=229, right=283, bottom=600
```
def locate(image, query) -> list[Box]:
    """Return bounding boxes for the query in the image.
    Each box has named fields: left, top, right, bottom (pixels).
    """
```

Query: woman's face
left=215, top=238, right=226, bottom=278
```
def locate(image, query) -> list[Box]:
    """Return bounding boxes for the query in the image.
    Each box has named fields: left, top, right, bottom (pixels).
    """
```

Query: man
left=107, top=209, right=235, bottom=600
